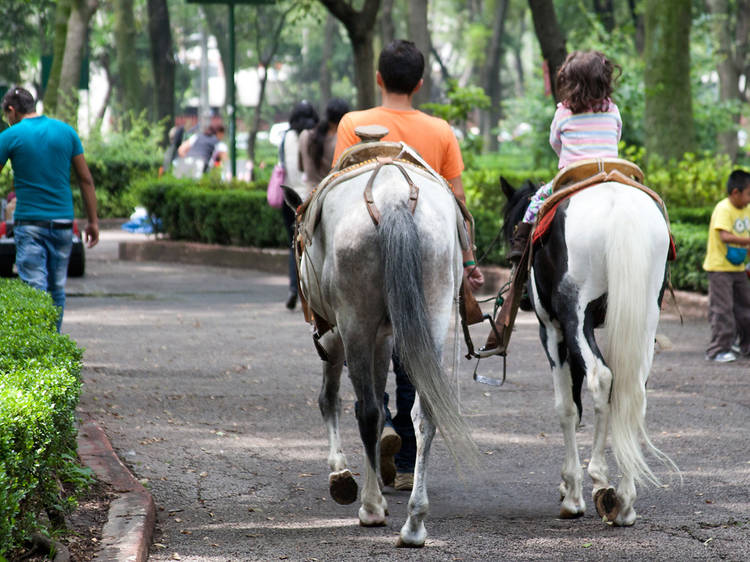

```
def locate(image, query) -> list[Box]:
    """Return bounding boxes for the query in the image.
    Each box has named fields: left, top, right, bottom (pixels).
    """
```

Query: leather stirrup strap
left=363, top=157, right=420, bottom=226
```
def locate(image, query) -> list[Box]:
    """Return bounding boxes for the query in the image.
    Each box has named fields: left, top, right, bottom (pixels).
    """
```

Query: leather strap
left=363, top=157, right=420, bottom=226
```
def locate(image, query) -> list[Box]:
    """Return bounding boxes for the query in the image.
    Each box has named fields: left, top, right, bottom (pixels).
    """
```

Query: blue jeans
left=384, top=353, right=416, bottom=473
left=14, top=224, right=73, bottom=332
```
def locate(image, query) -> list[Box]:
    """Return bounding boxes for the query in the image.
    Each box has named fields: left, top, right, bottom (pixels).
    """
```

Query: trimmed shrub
left=0, top=280, right=89, bottom=554
left=669, top=222, right=709, bottom=293
left=136, top=175, right=287, bottom=248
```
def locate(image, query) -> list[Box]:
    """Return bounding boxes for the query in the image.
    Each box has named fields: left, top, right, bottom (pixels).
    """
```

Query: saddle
left=294, top=126, right=476, bottom=359
left=465, top=158, right=675, bottom=378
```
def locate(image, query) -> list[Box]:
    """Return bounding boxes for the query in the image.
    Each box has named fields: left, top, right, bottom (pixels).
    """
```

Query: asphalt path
left=65, top=230, right=749, bottom=561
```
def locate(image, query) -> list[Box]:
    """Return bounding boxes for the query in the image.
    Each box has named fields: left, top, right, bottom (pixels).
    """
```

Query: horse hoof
left=559, top=508, right=584, bottom=519
left=396, top=537, right=425, bottom=548
left=329, top=470, right=358, bottom=505
left=358, top=508, right=387, bottom=527
left=594, top=487, right=620, bottom=522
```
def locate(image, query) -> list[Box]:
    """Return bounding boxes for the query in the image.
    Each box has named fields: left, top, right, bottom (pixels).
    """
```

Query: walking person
left=281, top=101, right=319, bottom=310
left=703, top=169, right=750, bottom=362
left=333, top=39, right=484, bottom=490
left=298, top=98, right=350, bottom=193
left=0, top=87, right=98, bottom=331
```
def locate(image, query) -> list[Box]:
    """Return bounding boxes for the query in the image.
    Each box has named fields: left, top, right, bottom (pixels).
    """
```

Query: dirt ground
left=58, top=230, right=749, bottom=561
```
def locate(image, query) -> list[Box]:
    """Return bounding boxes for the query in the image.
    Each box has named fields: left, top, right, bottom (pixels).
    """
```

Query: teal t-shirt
left=0, top=115, right=83, bottom=220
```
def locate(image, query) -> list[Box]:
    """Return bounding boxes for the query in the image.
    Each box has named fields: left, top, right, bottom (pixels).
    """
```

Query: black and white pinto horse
left=501, top=177, right=676, bottom=525
left=285, top=163, right=476, bottom=547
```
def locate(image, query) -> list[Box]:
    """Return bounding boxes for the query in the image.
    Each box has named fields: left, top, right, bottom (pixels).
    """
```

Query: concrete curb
left=77, top=415, right=155, bottom=562
left=117, top=238, right=708, bottom=317
left=119, top=239, right=288, bottom=275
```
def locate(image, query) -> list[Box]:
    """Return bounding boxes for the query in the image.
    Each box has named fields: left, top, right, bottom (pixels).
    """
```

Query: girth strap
left=364, top=156, right=420, bottom=226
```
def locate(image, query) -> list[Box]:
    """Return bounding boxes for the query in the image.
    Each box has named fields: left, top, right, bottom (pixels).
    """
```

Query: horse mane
left=501, top=177, right=538, bottom=243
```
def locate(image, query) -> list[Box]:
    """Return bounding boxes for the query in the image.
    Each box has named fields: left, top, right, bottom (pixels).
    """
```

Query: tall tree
left=319, top=13, right=338, bottom=106
left=58, top=0, right=98, bottom=122
left=592, top=0, right=615, bottom=33
left=409, top=0, right=431, bottom=106
left=147, top=0, right=175, bottom=142
left=480, top=0, right=509, bottom=152
left=528, top=0, right=567, bottom=102
left=43, top=0, right=72, bottom=113
left=246, top=2, right=297, bottom=165
left=320, top=0, right=382, bottom=109
left=114, top=0, right=143, bottom=119
left=643, top=0, right=694, bottom=161
left=380, top=0, right=395, bottom=47
left=707, top=0, right=750, bottom=161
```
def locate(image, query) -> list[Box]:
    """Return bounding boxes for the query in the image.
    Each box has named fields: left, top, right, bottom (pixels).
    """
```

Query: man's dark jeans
left=384, top=353, right=416, bottom=473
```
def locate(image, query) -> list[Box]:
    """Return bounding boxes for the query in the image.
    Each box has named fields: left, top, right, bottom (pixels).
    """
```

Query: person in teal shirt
left=0, top=87, right=99, bottom=330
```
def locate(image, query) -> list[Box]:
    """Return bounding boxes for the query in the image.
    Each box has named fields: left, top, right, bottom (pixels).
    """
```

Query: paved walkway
left=64, top=230, right=748, bottom=561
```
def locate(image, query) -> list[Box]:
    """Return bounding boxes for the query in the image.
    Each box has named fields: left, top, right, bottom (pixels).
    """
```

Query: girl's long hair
left=556, top=50, right=621, bottom=114
left=309, top=98, right=350, bottom=168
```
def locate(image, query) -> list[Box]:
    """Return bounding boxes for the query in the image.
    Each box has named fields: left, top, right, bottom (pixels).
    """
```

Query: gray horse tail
left=379, top=203, right=478, bottom=468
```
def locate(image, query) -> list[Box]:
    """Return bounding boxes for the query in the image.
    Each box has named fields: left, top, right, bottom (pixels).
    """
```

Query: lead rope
left=452, top=292, right=462, bottom=414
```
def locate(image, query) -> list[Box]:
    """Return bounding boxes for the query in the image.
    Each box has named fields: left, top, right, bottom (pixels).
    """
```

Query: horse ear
left=282, top=185, right=302, bottom=211
left=499, top=176, right=515, bottom=200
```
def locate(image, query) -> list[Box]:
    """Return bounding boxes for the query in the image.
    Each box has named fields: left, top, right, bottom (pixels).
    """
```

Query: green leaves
left=0, top=279, right=88, bottom=555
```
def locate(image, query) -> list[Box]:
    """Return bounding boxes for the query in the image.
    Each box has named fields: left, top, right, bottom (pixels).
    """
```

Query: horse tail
left=605, top=201, right=675, bottom=486
left=379, top=203, right=478, bottom=468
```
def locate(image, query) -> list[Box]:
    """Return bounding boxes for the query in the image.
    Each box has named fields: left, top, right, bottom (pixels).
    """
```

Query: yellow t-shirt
left=703, top=198, right=750, bottom=272
left=332, top=106, right=464, bottom=180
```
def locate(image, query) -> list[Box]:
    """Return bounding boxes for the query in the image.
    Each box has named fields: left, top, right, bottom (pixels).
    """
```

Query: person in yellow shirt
left=703, top=169, right=750, bottom=362
left=333, top=40, right=483, bottom=491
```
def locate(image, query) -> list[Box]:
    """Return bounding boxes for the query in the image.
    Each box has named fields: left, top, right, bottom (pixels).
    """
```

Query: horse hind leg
left=318, top=332, right=358, bottom=505
left=586, top=356, right=619, bottom=523
left=398, top=394, right=435, bottom=548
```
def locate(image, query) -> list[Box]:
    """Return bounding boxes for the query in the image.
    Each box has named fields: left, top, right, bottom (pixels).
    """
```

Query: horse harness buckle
left=364, top=157, right=420, bottom=226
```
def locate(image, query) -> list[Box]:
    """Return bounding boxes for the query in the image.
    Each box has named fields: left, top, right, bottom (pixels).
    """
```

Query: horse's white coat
left=531, top=182, right=672, bottom=525
left=300, top=165, right=468, bottom=546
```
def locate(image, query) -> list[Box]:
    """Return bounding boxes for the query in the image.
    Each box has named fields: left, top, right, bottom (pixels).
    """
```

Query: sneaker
left=394, top=472, right=414, bottom=491
left=380, top=425, right=401, bottom=486
left=731, top=343, right=741, bottom=354
left=705, top=351, right=737, bottom=363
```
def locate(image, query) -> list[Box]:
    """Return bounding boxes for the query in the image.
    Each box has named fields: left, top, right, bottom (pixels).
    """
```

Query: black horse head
left=500, top=177, right=538, bottom=245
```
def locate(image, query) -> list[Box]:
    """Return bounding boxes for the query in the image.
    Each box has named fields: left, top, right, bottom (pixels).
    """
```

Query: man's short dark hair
left=2, top=87, right=35, bottom=115
left=378, top=40, right=424, bottom=95
left=727, top=169, right=750, bottom=194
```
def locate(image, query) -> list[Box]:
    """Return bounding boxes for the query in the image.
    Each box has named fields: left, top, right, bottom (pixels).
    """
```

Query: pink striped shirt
left=549, top=100, right=622, bottom=169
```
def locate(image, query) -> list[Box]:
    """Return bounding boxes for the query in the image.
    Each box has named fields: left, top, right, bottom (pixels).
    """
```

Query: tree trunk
left=114, top=0, right=142, bottom=120
left=627, top=0, right=645, bottom=54
left=707, top=0, right=746, bottom=161
left=319, top=13, right=337, bottom=106
left=481, top=0, right=509, bottom=152
left=380, top=0, right=395, bottom=47
left=408, top=0, right=431, bottom=107
left=320, top=0, right=381, bottom=109
left=147, top=0, right=175, bottom=145
left=593, top=0, right=615, bottom=32
left=247, top=3, right=295, bottom=166
left=528, top=0, right=567, bottom=102
left=58, top=0, right=97, bottom=124
left=43, top=0, right=71, bottom=114
left=202, top=5, right=230, bottom=113
left=643, top=0, right=694, bottom=162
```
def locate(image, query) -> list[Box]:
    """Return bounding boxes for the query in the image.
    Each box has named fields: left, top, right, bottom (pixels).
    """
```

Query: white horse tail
left=379, top=203, right=478, bottom=468
left=604, top=203, right=673, bottom=486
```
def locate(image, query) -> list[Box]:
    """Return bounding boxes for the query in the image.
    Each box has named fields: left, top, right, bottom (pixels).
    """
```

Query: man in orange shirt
left=333, top=39, right=483, bottom=491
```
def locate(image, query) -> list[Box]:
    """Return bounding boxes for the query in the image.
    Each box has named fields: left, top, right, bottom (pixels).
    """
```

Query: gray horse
left=285, top=161, right=476, bottom=547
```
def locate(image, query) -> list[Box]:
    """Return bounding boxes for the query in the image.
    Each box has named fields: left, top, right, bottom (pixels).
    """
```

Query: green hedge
left=136, top=175, right=287, bottom=247
left=0, top=280, right=89, bottom=554
left=669, top=222, right=709, bottom=293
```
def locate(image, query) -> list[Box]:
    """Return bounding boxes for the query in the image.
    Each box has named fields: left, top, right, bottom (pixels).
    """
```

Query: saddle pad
left=531, top=183, right=677, bottom=261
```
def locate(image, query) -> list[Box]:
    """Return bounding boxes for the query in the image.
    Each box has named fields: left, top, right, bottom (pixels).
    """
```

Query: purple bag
left=266, top=163, right=285, bottom=208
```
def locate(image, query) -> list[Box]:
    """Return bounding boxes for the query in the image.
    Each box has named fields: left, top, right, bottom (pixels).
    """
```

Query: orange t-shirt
left=332, top=106, right=464, bottom=180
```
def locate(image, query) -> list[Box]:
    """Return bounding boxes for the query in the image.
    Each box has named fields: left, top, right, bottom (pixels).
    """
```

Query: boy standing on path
left=0, top=87, right=99, bottom=331
left=333, top=40, right=483, bottom=490
left=703, top=169, right=750, bottom=362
